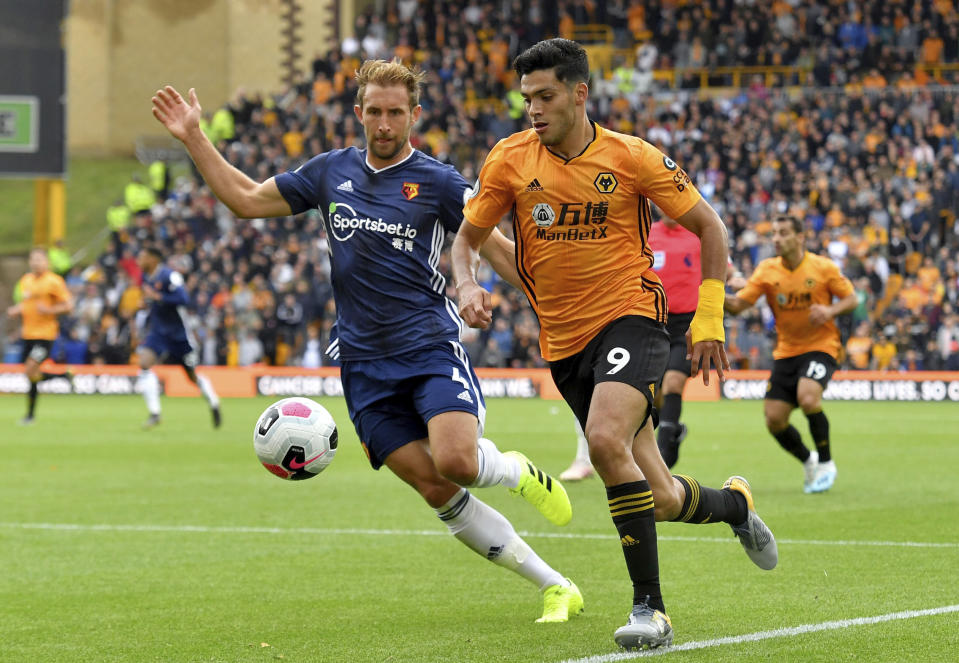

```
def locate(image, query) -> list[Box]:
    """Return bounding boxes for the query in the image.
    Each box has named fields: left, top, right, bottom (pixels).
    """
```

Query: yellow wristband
left=689, top=278, right=725, bottom=344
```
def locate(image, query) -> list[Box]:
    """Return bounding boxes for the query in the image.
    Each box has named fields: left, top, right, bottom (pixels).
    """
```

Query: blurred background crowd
left=6, top=0, right=959, bottom=372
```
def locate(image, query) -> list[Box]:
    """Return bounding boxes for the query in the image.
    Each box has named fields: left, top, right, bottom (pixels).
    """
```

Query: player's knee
left=433, top=452, right=478, bottom=486
left=137, top=353, right=153, bottom=371
left=797, top=393, right=822, bottom=413
left=662, top=371, right=687, bottom=394
left=585, top=426, right=632, bottom=477
left=764, top=412, right=788, bottom=433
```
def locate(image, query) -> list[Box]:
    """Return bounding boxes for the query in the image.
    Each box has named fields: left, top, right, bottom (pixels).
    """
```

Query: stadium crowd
left=7, top=0, right=959, bottom=373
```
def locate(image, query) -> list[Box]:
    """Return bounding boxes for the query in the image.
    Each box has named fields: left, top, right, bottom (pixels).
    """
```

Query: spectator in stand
left=846, top=321, right=874, bottom=369
left=871, top=332, right=898, bottom=370
left=61, top=1, right=957, bottom=374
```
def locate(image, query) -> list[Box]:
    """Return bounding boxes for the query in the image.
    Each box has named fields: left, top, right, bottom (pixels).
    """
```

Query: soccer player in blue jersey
left=136, top=246, right=222, bottom=429
left=152, top=59, right=583, bottom=623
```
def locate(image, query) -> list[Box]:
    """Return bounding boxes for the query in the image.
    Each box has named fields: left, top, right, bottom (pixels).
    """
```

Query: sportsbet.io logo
left=532, top=203, right=556, bottom=228
left=326, top=201, right=417, bottom=245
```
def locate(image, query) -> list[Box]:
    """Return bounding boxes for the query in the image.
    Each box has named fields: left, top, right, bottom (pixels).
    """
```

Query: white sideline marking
left=558, top=604, right=959, bottom=662
left=1, top=522, right=958, bottom=549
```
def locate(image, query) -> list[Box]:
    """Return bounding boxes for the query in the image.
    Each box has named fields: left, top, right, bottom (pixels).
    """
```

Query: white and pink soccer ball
left=253, top=397, right=338, bottom=480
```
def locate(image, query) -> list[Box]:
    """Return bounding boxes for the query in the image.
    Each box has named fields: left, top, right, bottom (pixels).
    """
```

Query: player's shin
left=138, top=369, right=162, bottom=416
left=805, top=410, right=831, bottom=462
left=470, top=436, right=521, bottom=488
left=26, top=381, right=39, bottom=418
left=435, top=487, right=564, bottom=590
left=772, top=424, right=812, bottom=462
left=670, top=474, right=747, bottom=526
left=608, top=480, right=664, bottom=612
left=196, top=374, right=220, bottom=408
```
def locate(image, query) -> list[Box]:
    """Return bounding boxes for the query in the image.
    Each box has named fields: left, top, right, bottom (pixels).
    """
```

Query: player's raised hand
left=456, top=282, right=493, bottom=329
left=686, top=332, right=730, bottom=386
left=152, top=86, right=202, bottom=142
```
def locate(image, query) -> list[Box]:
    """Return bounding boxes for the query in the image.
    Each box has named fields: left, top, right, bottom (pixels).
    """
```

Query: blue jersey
left=143, top=265, right=192, bottom=346
left=275, top=148, right=470, bottom=361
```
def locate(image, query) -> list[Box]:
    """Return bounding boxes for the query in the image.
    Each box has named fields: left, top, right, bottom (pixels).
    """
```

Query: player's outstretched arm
left=151, top=86, right=292, bottom=219
left=451, top=220, right=495, bottom=329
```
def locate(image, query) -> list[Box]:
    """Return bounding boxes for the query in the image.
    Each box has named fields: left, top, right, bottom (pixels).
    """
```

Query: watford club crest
left=402, top=182, right=420, bottom=200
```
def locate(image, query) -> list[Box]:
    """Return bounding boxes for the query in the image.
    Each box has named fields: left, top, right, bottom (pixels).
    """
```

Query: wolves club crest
left=402, top=182, right=420, bottom=200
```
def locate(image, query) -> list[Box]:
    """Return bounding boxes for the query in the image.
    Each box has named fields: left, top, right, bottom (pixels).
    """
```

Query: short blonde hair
left=355, top=59, right=426, bottom=110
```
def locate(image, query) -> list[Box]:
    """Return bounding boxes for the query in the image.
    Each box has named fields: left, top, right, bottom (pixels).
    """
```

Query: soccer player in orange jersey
left=451, top=39, right=777, bottom=651
left=725, top=216, right=857, bottom=494
left=6, top=248, right=74, bottom=424
left=558, top=221, right=742, bottom=478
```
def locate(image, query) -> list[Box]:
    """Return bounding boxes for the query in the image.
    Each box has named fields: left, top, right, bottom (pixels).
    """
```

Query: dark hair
left=513, top=38, right=589, bottom=85
left=143, top=245, right=164, bottom=259
left=773, top=215, right=804, bottom=235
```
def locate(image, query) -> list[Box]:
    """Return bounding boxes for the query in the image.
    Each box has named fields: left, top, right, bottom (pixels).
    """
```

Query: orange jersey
left=16, top=271, right=72, bottom=340
left=736, top=252, right=854, bottom=360
left=464, top=124, right=702, bottom=360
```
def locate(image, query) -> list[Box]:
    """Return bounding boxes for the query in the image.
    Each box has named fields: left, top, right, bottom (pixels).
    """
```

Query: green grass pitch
left=1, top=394, right=957, bottom=662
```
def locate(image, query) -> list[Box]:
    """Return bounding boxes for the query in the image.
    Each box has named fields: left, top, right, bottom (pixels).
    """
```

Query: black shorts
left=766, top=351, right=837, bottom=406
left=549, top=315, right=669, bottom=431
left=21, top=339, right=53, bottom=364
left=664, top=311, right=695, bottom=376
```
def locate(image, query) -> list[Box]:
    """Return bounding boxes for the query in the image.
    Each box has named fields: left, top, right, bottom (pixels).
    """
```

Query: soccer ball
left=253, top=397, right=338, bottom=480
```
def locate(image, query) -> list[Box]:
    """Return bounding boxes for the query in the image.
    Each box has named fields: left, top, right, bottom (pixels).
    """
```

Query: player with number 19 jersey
left=734, top=253, right=854, bottom=360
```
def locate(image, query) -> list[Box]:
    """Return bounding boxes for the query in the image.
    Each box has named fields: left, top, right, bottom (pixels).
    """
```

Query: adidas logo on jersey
left=457, top=390, right=473, bottom=404
left=336, top=179, right=354, bottom=192
left=526, top=178, right=544, bottom=191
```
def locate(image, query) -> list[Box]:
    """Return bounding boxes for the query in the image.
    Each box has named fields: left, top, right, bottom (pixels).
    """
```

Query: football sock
left=805, top=410, right=831, bottom=462
left=38, top=371, right=63, bottom=382
left=139, top=370, right=162, bottom=416
left=656, top=394, right=684, bottom=467
left=659, top=393, right=682, bottom=428
left=471, top=436, right=521, bottom=489
left=607, top=480, right=664, bottom=613
left=196, top=374, right=220, bottom=408
left=27, top=381, right=38, bottom=418
left=574, top=419, right=590, bottom=463
left=435, top=488, right=565, bottom=590
left=772, top=424, right=811, bottom=462
left=671, top=474, right=747, bottom=526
